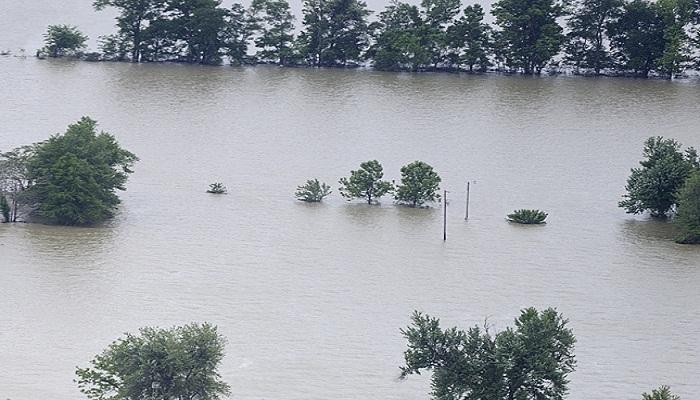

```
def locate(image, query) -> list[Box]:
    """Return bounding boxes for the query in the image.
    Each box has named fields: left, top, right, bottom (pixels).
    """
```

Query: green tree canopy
left=76, top=323, right=230, bottom=400
left=491, top=0, right=566, bottom=74
left=248, top=0, right=296, bottom=65
left=94, top=0, right=164, bottom=62
left=42, top=25, right=88, bottom=57
left=608, top=0, right=666, bottom=77
left=29, top=117, right=138, bottom=225
left=447, top=4, right=492, bottom=72
left=295, top=178, right=332, bottom=202
left=619, top=136, right=698, bottom=217
left=565, top=0, right=622, bottom=74
left=339, top=160, right=393, bottom=204
left=394, top=160, right=441, bottom=207
left=674, top=172, right=700, bottom=244
left=642, top=386, right=681, bottom=400
left=369, top=2, right=431, bottom=71
left=401, top=307, right=576, bottom=400
left=298, top=0, right=372, bottom=66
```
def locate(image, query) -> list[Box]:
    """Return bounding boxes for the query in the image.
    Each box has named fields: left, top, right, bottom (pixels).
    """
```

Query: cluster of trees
left=42, top=0, right=700, bottom=77
left=295, top=160, right=441, bottom=207
left=620, top=136, right=700, bottom=244
left=402, top=308, right=682, bottom=400
left=0, top=117, right=137, bottom=225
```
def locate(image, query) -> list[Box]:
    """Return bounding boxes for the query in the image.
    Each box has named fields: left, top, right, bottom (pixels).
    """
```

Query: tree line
left=40, top=0, right=700, bottom=78
left=71, top=309, right=681, bottom=400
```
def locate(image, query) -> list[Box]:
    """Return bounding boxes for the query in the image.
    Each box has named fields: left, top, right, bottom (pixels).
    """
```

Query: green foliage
left=339, top=160, right=393, bottom=204
left=0, top=195, right=9, bottom=223
left=207, top=182, right=227, bottom=194
left=642, top=386, right=681, bottom=400
left=369, top=2, right=431, bottom=71
left=29, top=117, right=138, bottom=225
left=295, top=179, right=332, bottom=202
left=394, top=161, right=441, bottom=207
left=42, top=25, right=88, bottom=57
left=298, top=0, right=371, bottom=66
left=507, top=209, right=548, bottom=224
left=76, top=323, right=230, bottom=400
left=248, top=0, right=296, bottom=65
left=94, top=0, right=163, bottom=62
left=491, top=0, right=566, bottom=74
left=447, top=4, right=492, bottom=71
left=675, top=172, right=700, bottom=244
left=401, top=307, right=576, bottom=400
left=565, top=0, right=622, bottom=74
left=224, top=3, right=250, bottom=65
left=619, top=137, right=698, bottom=218
left=0, top=145, right=37, bottom=223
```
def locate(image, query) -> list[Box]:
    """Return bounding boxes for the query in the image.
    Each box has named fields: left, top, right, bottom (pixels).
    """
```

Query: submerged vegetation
left=401, top=307, right=576, bottom=400
left=507, top=209, right=549, bottom=224
left=0, top=118, right=137, bottom=226
left=295, top=179, right=332, bottom=202
left=31, top=0, right=700, bottom=78
left=339, top=160, right=394, bottom=204
left=207, top=182, right=228, bottom=194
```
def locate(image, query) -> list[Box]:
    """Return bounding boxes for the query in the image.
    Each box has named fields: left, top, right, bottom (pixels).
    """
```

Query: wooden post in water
left=443, top=190, right=448, bottom=241
left=465, top=181, right=470, bottom=221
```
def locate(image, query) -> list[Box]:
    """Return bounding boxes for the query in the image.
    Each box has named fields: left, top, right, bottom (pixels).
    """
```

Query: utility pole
left=465, top=181, right=470, bottom=221
left=443, top=190, right=448, bottom=241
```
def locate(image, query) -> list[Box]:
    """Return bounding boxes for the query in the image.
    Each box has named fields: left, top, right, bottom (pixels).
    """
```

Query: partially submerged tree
left=507, top=209, right=548, bottom=224
left=207, top=182, right=227, bottom=194
left=339, top=160, right=393, bottom=204
left=394, top=160, right=441, bottom=207
left=42, top=25, right=88, bottom=57
left=29, top=117, right=138, bottom=225
left=401, top=307, right=576, bottom=400
left=619, top=137, right=698, bottom=217
left=674, top=172, right=700, bottom=244
left=0, top=195, right=9, bottom=223
left=76, top=323, right=230, bottom=400
left=0, top=145, right=36, bottom=222
left=295, top=178, right=332, bottom=202
left=642, top=386, right=681, bottom=400
left=248, top=0, right=296, bottom=65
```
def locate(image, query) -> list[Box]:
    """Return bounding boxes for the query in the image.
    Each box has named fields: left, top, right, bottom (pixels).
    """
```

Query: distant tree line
left=40, top=0, right=700, bottom=78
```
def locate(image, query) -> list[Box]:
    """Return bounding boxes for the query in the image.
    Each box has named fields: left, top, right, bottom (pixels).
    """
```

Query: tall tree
left=420, top=0, right=461, bottom=68
left=369, top=2, right=431, bottom=71
left=29, top=117, right=138, bottom=226
left=401, top=307, right=576, bottom=400
left=76, top=323, right=230, bottom=400
left=491, top=0, right=566, bottom=74
left=675, top=172, right=700, bottom=244
left=298, top=0, right=371, bottom=66
left=655, top=0, right=694, bottom=79
left=565, top=0, right=622, bottom=74
left=0, top=146, right=36, bottom=222
left=394, top=160, right=441, bottom=207
left=338, top=160, right=393, bottom=204
left=608, top=0, right=666, bottom=77
left=163, top=0, right=231, bottom=65
left=619, top=136, right=699, bottom=217
left=447, top=4, right=492, bottom=72
left=224, top=3, right=250, bottom=65
left=42, top=25, right=88, bottom=57
left=248, top=0, right=296, bottom=65
left=94, top=0, right=165, bottom=62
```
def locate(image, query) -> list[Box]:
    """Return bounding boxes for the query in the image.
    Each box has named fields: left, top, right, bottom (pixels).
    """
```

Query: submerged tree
left=642, top=386, right=681, bottom=400
left=42, top=25, right=88, bottom=57
left=674, top=172, right=700, bottom=244
left=29, top=117, right=138, bottom=225
left=76, top=323, right=230, bottom=400
left=507, top=209, right=548, bottom=224
left=0, top=145, right=36, bottom=222
left=339, top=160, right=393, bottom=204
left=565, top=0, right=622, bottom=74
left=295, top=178, right=332, bottom=202
left=369, top=2, right=431, bottom=71
left=619, top=137, right=698, bottom=217
left=298, top=0, right=372, bottom=67
left=0, top=195, right=9, bottom=223
left=401, top=307, right=576, bottom=400
left=491, top=0, right=566, bottom=74
left=394, top=161, right=441, bottom=207
left=608, top=0, right=666, bottom=77
left=248, top=0, right=296, bottom=65
left=94, top=0, right=165, bottom=62
left=447, top=4, right=492, bottom=72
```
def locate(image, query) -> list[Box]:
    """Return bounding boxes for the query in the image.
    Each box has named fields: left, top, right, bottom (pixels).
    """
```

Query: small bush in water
left=507, top=209, right=548, bottom=224
left=207, top=182, right=227, bottom=194
left=295, top=179, right=331, bottom=202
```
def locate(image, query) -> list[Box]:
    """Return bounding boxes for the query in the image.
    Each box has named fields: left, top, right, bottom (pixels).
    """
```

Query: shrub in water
left=207, top=182, right=227, bottom=194
left=507, top=209, right=548, bottom=224
left=295, top=179, right=331, bottom=202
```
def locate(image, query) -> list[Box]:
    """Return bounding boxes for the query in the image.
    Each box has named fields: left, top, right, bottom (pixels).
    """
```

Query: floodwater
left=1, top=4, right=700, bottom=399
